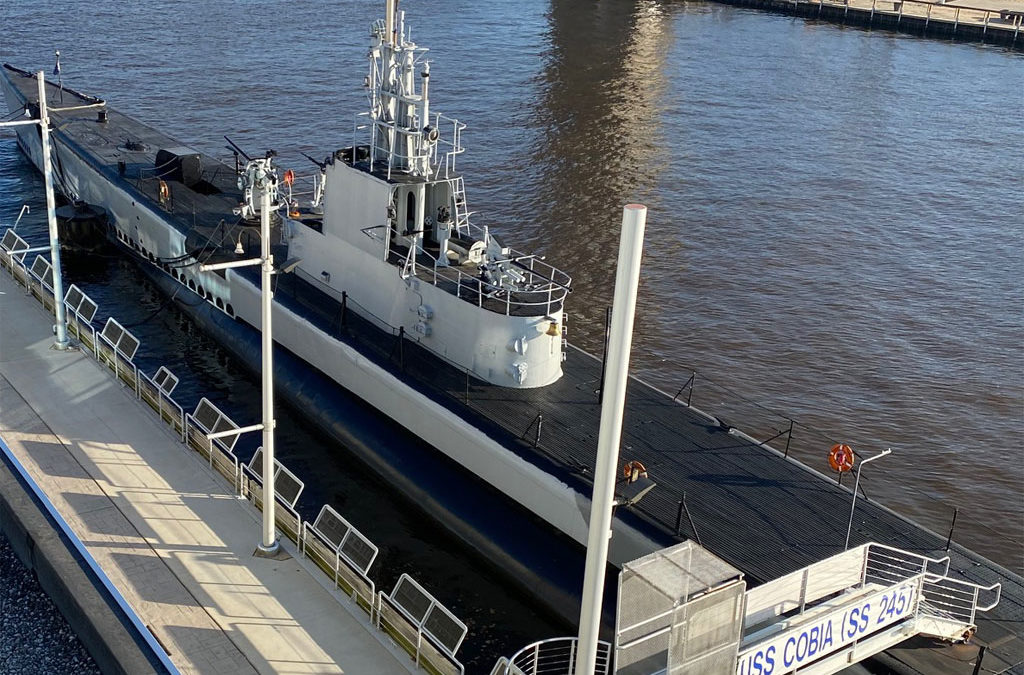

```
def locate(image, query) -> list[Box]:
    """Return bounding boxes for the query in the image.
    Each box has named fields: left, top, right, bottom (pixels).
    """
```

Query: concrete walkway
left=0, top=271, right=413, bottom=674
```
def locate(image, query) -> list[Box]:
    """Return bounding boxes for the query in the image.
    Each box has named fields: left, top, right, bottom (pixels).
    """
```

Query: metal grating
left=617, top=542, right=744, bottom=675
left=388, top=574, right=467, bottom=656
left=669, top=583, right=744, bottom=668
left=311, top=504, right=379, bottom=574
left=65, top=282, right=101, bottom=324
left=0, top=229, right=29, bottom=261
left=65, top=284, right=83, bottom=310
left=392, top=575, right=432, bottom=623
left=423, top=609, right=467, bottom=657
left=249, top=447, right=305, bottom=508
left=100, top=318, right=140, bottom=360
left=30, top=255, right=53, bottom=289
left=191, top=398, right=239, bottom=451
left=152, top=366, right=179, bottom=395
left=340, top=533, right=378, bottom=574
left=79, top=296, right=98, bottom=323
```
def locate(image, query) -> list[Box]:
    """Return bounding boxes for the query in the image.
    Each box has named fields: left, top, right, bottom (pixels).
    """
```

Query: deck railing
left=395, top=238, right=571, bottom=317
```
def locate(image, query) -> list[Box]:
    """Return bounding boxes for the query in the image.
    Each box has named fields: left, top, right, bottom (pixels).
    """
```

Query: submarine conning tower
left=367, top=0, right=436, bottom=179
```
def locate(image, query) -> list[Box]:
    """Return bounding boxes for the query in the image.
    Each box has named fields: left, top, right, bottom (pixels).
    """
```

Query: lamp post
left=1, top=72, right=69, bottom=348
left=37, top=71, right=69, bottom=350
left=256, top=174, right=278, bottom=555
left=575, top=204, right=647, bottom=675
left=200, top=159, right=279, bottom=555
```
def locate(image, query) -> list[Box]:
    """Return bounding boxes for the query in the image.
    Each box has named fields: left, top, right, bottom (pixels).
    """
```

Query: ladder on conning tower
left=451, top=175, right=472, bottom=237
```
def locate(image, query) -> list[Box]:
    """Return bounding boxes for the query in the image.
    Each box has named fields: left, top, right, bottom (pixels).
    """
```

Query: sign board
left=736, top=580, right=918, bottom=675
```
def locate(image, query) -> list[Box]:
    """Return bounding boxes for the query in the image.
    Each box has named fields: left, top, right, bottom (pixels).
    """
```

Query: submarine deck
left=267, top=267, right=1023, bottom=672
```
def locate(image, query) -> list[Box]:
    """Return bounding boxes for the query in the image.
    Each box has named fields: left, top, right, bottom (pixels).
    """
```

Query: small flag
left=53, top=50, right=61, bottom=76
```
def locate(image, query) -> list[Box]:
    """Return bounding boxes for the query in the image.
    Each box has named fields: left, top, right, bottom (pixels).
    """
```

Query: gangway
left=734, top=542, right=1000, bottom=675
left=491, top=541, right=1001, bottom=675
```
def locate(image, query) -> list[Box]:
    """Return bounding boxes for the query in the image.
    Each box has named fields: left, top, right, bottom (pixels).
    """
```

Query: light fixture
left=275, top=258, right=302, bottom=275
left=234, top=238, right=245, bottom=255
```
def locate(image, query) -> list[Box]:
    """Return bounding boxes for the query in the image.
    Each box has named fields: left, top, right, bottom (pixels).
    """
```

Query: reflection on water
left=524, top=0, right=1023, bottom=573
left=531, top=0, right=674, bottom=312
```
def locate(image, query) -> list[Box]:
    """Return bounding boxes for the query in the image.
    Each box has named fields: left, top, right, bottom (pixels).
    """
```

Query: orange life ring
left=283, top=169, right=295, bottom=187
left=828, top=444, right=855, bottom=473
left=158, top=179, right=170, bottom=203
left=623, top=460, right=648, bottom=482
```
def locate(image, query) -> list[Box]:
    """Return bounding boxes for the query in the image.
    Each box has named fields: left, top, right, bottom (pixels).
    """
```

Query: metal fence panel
left=312, top=504, right=379, bottom=574
left=249, top=447, right=305, bottom=508
left=191, top=398, right=239, bottom=451
left=30, top=254, right=53, bottom=290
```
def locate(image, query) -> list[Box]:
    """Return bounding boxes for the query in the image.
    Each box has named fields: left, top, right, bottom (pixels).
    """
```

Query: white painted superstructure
left=291, top=11, right=571, bottom=389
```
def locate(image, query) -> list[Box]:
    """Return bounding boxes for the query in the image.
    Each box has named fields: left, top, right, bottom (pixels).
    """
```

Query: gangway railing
left=493, top=540, right=1002, bottom=675
left=490, top=637, right=612, bottom=675
left=737, top=542, right=1001, bottom=675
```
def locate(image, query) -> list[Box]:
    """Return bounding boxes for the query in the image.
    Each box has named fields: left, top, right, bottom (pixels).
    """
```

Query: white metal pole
left=258, top=169, right=278, bottom=555
left=36, top=71, right=69, bottom=349
left=575, top=204, right=647, bottom=675
left=385, top=0, right=396, bottom=44
left=844, top=448, right=891, bottom=550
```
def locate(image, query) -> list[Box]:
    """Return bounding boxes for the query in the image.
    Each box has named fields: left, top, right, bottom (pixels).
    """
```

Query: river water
left=1, top=0, right=1021, bottom=669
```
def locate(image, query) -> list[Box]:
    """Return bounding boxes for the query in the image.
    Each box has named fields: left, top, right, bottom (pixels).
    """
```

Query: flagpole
left=53, top=50, right=63, bottom=104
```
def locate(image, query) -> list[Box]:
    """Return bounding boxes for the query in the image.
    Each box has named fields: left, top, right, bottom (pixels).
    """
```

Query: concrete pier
left=0, top=267, right=414, bottom=673
left=718, top=0, right=1023, bottom=47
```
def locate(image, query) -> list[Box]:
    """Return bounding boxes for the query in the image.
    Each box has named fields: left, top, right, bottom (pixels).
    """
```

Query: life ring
left=157, top=179, right=170, bottom=203
left=623, top=460, right=648, bottom=482
left=283, top=169, right=295, bottom=187
left=828, top=444, right=855, bottom=473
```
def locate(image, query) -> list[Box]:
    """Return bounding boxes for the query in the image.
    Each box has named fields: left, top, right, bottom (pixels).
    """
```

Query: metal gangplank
left=736, top=542, right=1001, bottom=675
left=492, top=541, right=1001, bottom=675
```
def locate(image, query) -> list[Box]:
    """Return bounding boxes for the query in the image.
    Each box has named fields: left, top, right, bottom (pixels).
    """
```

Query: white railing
left=920, top=575, right=1001, bottom=629
left=863, top=542, right=951, bottom=586
left=394, top=237, right=571, bottom=317
left=351, top=110, right=467, bottom=182
left=491, top=638, right=612, bottom=675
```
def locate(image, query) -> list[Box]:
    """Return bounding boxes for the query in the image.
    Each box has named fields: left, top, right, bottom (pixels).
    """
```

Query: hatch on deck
left=154, top=146, right=220, bottom=195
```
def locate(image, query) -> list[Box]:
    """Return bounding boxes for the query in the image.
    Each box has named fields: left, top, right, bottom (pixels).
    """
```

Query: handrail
left=975, top=582, right=1002, bottom=612
left=495, top=637, right=612, bottom=675
left=868, top=542, right=951, bottom=578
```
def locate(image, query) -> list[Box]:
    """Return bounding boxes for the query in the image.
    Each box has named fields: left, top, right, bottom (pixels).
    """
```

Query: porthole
left=225, top=303, right=235, bottom=317
left=215, top=297, right=224, bottom=310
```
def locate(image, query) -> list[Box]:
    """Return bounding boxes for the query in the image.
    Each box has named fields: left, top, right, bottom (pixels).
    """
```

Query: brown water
left=2, top=0, right=1022, bottom=667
